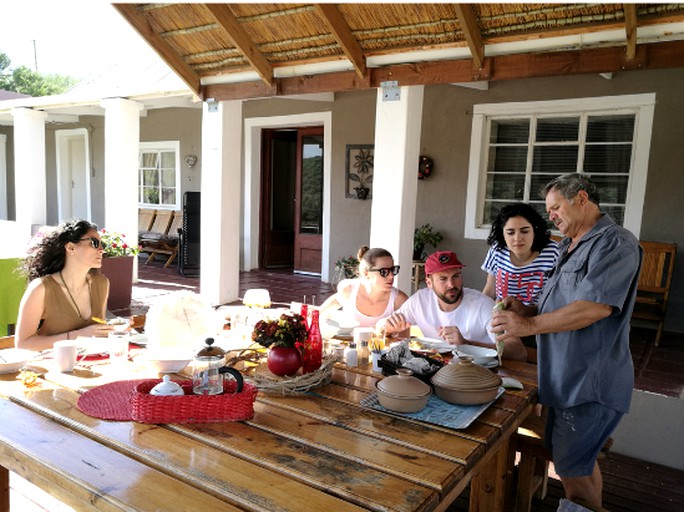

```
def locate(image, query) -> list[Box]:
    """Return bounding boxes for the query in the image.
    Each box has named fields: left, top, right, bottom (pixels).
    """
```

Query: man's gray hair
left=542, top=173, right=600, bottom=205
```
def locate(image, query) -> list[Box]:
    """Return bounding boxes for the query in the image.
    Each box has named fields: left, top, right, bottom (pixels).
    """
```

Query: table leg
left=469, top=439, right=511, bottom=512
left=1, top=465, right=9, bottom=512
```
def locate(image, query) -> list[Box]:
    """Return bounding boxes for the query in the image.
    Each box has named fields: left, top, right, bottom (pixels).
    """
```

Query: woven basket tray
left=131, top=379, right=258, bottom=424
left=379, top=351, right=445, bottom=385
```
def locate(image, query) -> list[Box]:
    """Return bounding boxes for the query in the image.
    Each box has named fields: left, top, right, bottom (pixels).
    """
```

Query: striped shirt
left=481, top=241, right=560, bottom=306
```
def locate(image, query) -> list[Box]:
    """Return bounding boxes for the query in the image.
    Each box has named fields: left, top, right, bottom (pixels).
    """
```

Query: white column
left=369, top=85, right=424, bottom=293
left=12, top=107, right=47, bottom=229
left=200, top=100, right=242, bottom=305
left=101, top=98, right=143, bottom=283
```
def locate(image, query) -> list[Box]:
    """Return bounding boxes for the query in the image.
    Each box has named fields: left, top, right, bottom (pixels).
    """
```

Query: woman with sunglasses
left=15, top=219, right=114, bottom=350
left=320, top=246, right=408, bottom=328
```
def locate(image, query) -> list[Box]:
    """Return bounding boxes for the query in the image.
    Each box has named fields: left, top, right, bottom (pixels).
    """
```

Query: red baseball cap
left=424, top=250, right=465, bottom=275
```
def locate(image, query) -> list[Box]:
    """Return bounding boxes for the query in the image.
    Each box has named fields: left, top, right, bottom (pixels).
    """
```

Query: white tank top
left=342, top=280, right=399, bottom=328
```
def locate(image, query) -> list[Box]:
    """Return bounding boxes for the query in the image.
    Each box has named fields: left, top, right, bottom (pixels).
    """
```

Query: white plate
left=0, top=349, right=39, bottom=374
left=128, top=333, right=148, bottom=346
left=453, top=344, right=498, bottom=360
left=411, top=337, right=453, bottom=353
left=75, top=337, right=111, bottom=356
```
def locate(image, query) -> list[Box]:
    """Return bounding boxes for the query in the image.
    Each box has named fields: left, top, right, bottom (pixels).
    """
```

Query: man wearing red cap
left=377, top=250, right=527, bottom=360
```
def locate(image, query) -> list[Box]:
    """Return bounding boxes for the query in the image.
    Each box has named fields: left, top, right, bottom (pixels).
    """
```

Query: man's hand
left=438, top=326, right=466, bottom=346
left=380, top=312, right=411, bottom=336
left=491, top=309, right=534, bottom=341
left=500, top=296, right=537, bottom=317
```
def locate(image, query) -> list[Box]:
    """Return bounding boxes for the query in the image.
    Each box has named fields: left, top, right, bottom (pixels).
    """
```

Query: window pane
left=160, top=152, right=175, bottom=168
left=142, top=187, right=159, bottom=204
left=587, top=174, right=629, bottom=204
left=602, top=205, right=625, bottom=225
left=536, top=117, right=579, bottom=142
left=483, top=200, right=507, bottom=227
left=490, top=119, right=529, bottom=144
left=140, top=152, right=157, bottom=167
left=488, top=146, right=528, bottom=173
left=532, top=146, right=579, bottom=173
left=300, top=135, right=323, bottom=235
left=485, top=173, right=525, bottom=200
left=161, top=169, right=176, bottom=187
left=529, top=173, right=561, bottom=201
left=586, top=115, right=635, bottom=142
left=142, top=169, right=159, bottom=186
left=583, top=145, right=632, bottom=173
left=161, top=188, right=176, bottom=206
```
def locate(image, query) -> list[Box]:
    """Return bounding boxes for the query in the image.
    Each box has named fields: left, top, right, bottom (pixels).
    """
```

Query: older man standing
left=378, top=250, right=526, bottom=360
left=492, top=173, right=642, bottom=511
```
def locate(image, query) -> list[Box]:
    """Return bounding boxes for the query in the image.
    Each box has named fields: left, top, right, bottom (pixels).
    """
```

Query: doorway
left=56, top=128, right=91, bottom=221
left=260, top=126, right=323, bottom=274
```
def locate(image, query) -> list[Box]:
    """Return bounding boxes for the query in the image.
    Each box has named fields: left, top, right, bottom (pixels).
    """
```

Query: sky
left=0, top=1, right=162, bottom=80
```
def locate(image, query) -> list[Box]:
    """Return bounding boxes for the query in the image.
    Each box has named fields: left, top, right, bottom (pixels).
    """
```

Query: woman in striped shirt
left=481, top=203, right=559, bottom=308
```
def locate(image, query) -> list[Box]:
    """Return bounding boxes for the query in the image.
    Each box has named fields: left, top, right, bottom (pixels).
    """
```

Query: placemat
left=360, top=387, right=504, bottom=430
left=77, top=379, right=149, bottom=420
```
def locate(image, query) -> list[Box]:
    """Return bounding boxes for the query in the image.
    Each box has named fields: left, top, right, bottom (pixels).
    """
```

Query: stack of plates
left=410, top=337, right=454, bottom=354
left=452, top=345, right=499, bottom=368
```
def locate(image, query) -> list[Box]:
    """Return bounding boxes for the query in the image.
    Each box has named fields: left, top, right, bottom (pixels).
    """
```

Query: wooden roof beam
left=203, top=3, right=274, bottom=86
left=453, top=4, right=485, bottom=70
left=113, top=3, right=202, bottom=97
left=314, top=3, right=366, bottom=79
left=624, top=3, right=638, bottom=60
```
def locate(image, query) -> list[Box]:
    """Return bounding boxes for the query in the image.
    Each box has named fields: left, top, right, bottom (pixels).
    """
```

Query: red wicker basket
left=130, top=379, right=258, bottom=424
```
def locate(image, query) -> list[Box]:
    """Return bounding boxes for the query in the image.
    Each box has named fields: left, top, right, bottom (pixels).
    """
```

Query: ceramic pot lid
left=377, top=368, right=431, bottom=397
left=432, top=356, right=501, bottom=390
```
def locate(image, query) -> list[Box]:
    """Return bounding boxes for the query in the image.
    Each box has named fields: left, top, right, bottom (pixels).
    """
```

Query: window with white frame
left=464, top=94, right=655, bottom=240
left=138, top=141, right=180, bottom=209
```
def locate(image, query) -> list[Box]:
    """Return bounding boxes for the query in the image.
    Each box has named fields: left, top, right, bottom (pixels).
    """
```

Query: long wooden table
left=0, top=352, right=537, bottom=512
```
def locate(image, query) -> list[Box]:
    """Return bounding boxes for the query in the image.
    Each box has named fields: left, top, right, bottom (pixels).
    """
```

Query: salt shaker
left=344, top=341, right=358, bottom=368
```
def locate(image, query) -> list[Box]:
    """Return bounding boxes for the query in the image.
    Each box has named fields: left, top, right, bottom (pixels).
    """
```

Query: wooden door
left=293, top=127, right=324, bottom=274
left=260, top=129, right=297, bottom=268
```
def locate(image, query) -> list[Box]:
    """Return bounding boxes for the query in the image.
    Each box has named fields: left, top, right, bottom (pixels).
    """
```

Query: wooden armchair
left=632, top=241, right=677, bottom=346
left=138, top=208, right=157, bottom=233
left=143, top=211, right=183, bottom=268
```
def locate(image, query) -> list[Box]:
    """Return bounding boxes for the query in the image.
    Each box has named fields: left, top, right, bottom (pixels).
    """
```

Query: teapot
left=192, top=337, right=244, bottom=395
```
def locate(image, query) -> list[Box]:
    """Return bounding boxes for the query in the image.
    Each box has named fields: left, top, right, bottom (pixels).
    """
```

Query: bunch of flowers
left=335, top=255, right=358, bottom=279
left=100, top=229, right=140, bottom=257
left=252, top=312, right=308, bottom=349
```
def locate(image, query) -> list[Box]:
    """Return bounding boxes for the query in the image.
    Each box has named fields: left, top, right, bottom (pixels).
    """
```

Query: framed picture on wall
left=345, top=144, right=374, bottom=200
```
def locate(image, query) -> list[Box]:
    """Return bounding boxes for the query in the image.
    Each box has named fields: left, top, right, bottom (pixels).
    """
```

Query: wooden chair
left=144, top=210, right=183, bottom=268
left=138, top=208, right=157, bottom=232
left=631, top=241, right=677, bottom=346
left=0, top=335, right=14, bottom=349
left=138, top=209, right=174, bottom=257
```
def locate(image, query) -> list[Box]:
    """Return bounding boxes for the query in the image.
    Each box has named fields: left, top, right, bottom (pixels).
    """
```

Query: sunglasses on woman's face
left=78, top=237, right=106, bottom=250
left=369, top=265, right=400, bottom=278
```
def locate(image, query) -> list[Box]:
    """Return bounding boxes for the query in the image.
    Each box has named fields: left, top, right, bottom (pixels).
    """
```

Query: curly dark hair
left=486, top=203, right=551, bottom=253
left=357, top=245, right=393, bottom=272
left=22, top=219, right=99, bottom=280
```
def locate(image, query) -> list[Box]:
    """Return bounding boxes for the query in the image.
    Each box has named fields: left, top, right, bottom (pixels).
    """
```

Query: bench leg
left=1, top=465, right=9, bottom=512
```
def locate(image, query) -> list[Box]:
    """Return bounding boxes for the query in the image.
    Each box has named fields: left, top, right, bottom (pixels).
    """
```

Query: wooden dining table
left=0, top=346, right=538, bottom=512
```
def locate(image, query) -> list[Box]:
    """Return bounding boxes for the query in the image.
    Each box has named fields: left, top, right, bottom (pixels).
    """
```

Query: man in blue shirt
left=492, top=173, right=642, bottom=511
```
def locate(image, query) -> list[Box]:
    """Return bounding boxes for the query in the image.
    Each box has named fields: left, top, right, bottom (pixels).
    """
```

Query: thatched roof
left=114, top=3, right=684, bottom=100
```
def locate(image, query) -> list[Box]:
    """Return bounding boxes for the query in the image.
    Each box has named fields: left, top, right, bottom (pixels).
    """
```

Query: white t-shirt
left=396, top=287, right=496, bottom=345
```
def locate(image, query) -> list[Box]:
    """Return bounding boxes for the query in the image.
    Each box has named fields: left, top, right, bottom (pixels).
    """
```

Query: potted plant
left=99, top=229, right=140, bottom=311
left=252, top=312, right=309, bottom=376
left=413, top=223, right=443, bottom=261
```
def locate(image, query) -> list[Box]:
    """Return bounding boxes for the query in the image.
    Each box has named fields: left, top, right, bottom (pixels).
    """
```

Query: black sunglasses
left=78, top=237, right=106, bottom=250
left=369, top=265, right=400, bottom=278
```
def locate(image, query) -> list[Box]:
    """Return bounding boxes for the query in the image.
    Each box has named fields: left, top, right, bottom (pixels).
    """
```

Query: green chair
left=0, top=258, right=26, bottom=336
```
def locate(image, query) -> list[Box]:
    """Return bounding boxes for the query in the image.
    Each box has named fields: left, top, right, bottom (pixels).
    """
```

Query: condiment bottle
left=300, top=303, right=309, bottom=328
left=302, top=309, right=323, bottom=373
left=192, top=338, right=226, bottom=395
left=358, top=340, right=369, bottom=367
left=344, top=341, right=358, bottom=368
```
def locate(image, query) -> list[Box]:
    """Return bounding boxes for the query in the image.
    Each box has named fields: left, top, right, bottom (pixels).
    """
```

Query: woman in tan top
left=16, top=219, right=115, bottom=351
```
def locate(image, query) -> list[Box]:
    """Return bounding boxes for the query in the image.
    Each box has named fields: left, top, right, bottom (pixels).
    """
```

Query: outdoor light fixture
left=185, top=154, right=198, bottom=169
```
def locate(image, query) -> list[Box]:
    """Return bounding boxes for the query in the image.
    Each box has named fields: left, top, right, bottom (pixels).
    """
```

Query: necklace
left=59, top=271, right=89, bottom=320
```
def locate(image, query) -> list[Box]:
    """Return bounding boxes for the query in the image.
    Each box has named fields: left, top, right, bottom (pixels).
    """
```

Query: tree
left=0, top=51, right=77, bottom=97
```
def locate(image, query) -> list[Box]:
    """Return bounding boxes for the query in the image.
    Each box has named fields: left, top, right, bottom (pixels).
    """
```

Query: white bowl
left=452, top=345, right=498, bottom=365
left=0, top=348, right=38, bottom=374
left=143, top=350, right=193, bottom=374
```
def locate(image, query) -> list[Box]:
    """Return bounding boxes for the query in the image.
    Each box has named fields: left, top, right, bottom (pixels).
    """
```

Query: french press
left=192, top=337, right=243, bottom=395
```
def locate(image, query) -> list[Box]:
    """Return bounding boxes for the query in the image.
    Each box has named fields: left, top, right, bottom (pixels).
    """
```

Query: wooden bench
left=631, top=241, right=676, bottom=346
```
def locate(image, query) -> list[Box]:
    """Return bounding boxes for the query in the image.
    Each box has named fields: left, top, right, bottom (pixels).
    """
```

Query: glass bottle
left=301, top=309, right=322, bottom=373
left=358, top=340, right=369, bottom=367
left=300, top=303, right=309, bottom=328
left=344, top=341, right=358, bottom=368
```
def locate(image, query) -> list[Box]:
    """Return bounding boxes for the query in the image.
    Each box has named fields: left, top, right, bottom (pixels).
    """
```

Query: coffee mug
left=54, top=340, right=78, bottom=372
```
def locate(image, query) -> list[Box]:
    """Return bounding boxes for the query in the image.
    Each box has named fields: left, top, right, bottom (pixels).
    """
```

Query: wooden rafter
left=203, top=3, right=274, bottom=86
left=624, top=3, right=638, bottom=60
left=453, top=4, right=484, bottom=70
left=314, top=3, right=366, bottom=78
left=113, top=3, right=202, bottom=96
